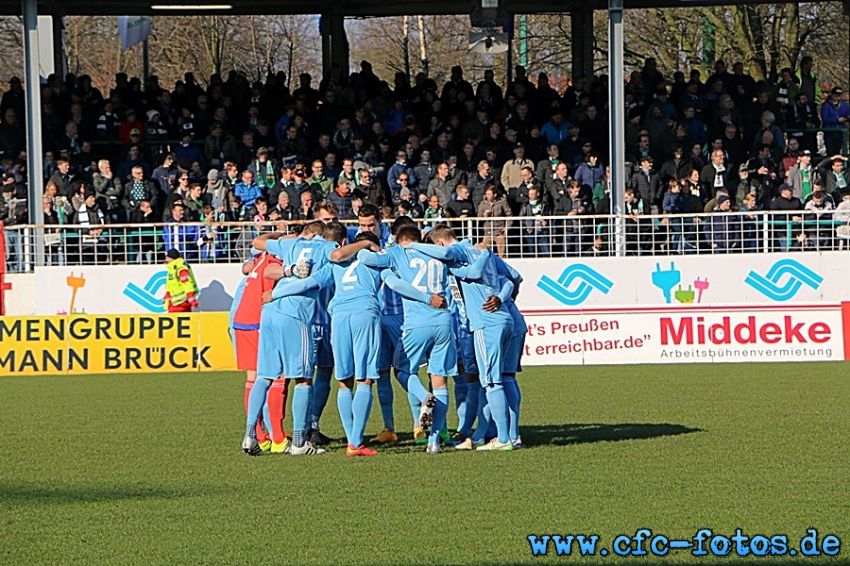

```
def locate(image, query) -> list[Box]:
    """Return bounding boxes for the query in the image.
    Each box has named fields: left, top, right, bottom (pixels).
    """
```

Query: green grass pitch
left=1, top=363, right=848, bottom=565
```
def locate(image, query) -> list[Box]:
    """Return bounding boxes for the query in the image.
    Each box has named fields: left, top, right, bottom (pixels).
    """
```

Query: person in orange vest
left=163, top=248, right=199, bottom=312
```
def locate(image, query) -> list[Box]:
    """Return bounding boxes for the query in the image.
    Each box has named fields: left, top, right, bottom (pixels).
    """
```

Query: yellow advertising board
left=0, top=313, right=236, bottom=375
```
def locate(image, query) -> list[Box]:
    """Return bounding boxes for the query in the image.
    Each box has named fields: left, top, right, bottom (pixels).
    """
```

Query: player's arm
left=268, top=265, right=333, bottom=301
left=330, top=239, right=379, bottom=263
left=381, top=270, right=446, bottom=309
left=450, top=248, right=491, bottom=281
left=251, top=231, right=287, bottom=251
left=492, top=254, right=522, bottom=297
left=356, top=248, right=393, bottom=268
left=482, top=277, right=514, bottom=313
left=265, top=263, right=284, bottom=280
left=178, top=268, right=199, bottom=307
left=241, top=259, right=255, bottom=275
left=408, top=242, right=464, bottom=263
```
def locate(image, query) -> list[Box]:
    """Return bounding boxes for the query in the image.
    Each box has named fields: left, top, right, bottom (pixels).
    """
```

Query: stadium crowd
left=2, top=55, right=850, bottom=270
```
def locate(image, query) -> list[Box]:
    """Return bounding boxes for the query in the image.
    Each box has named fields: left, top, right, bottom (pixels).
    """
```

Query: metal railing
left=3, top=210, right=850, bottom=272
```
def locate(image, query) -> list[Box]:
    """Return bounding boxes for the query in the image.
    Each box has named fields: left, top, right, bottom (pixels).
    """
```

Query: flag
left=118, top=16, right=151, bottom=51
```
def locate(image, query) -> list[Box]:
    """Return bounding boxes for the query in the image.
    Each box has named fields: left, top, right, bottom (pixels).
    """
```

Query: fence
left=4, top=210, right=850, bottom=272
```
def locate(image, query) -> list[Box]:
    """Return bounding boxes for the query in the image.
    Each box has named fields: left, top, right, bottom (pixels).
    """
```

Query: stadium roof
left=8, top=0, right=787, bottom=17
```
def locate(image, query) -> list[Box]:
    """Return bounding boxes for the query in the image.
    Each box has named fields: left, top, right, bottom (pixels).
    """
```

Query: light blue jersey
left=305, top=258, right=383, bottom=315
left=492, top=254, right=528, bottom=337
left=267, top=236, right=337, bottom=322
left=358, top=245, right=452, bottom=329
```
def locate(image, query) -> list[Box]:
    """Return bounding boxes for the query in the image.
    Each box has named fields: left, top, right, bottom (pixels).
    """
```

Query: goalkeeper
left=242, top=222, right=338, bottom=456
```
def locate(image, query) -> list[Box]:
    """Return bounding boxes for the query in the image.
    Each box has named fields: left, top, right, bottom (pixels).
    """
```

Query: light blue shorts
left=332, top=310, right=382, bottom=381
left=258, top=313, right=313, bottom=380
left=379, top=314, right=404, bottom=372
left=458, top=331, right=478, bottom=375
left=473, top=323, right=512, bottom=386
left=394, top=324, right=458, bottom=378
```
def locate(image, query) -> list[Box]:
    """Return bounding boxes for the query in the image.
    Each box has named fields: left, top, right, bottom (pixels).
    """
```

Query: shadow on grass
left=0, top=483, right=207, bottom=505
left=521, top=422, right=702, bottom=448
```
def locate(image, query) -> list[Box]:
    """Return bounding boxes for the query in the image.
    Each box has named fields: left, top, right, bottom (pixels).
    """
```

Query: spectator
left=574, top=152, right=604, bottom=198
left=128, top=200, right=158, bottom=263
left=272, top=192, right=298, bottom=221
left=199, top=204, right=224, bottom=261
left=233, top=169, right=262, bottom=209
left=787, top=150, right=816, bottom=201
left=49, top=158, right=74, bottom=197
left=423, top=194, right=447, bottom=223
left=821, top=87, right=849, bottom=156
left=122, top=165, right=159, bottom=218
left=151, top=153, right=177, bottom=198
left=203, top=169, right=231, bottom=208
left=546, top=161, right=572, bottom=207
left=478, top=185, right=511, bottom=256
left=72, top=189, right=109, bottom=264
left=387, top=149, right=417, bottom=203
left=501, top=144, right=534, bottom=194
left=116, top=145, right=151, bottom=181
left=414, top=149, right=437, bottom=192
left=468, top=160, right=495, bottom=208
left=540, top=109, right=570, bottom=146
left=426, top=162, right=455, bottom=208
left=398, top=187, right=423, bottom=219
left=118, top=110, right=144, bottom=143
left=786, top=93, right=820, bottom=152
left=338, top=158, right=358, bottom=187
left=631, top=155, right=661, bottom=212
left=175, top=132, right=205, bottom=171
left=699, top=149, right=732, bottom=203
left=92, top=159, right=124, bottom=222
left=734, top=163, right=762, bottom=208
left=709, top=195, right=740, bottom=253
left=162, top=202, right=199, bottom=261
left=248, top=147, right=277, bottom=193
left=795, top=55, right=822, bottom=106
left=1, top=182, right=26, bottom=271
left=770, top=184, right=803, bottom=251
left=353, top=168, right=386, bottom=209
left=519, top=185, right=552, bottom=256
left=307, top=159, right=333, bottom=200
left=817, top=155, right=849, bottom=201
left=506, top=166, right=536, bottom=214
left=555, top=180, right=593, bottom=254
left=447, top=184, right=474, bottom=218
left=184, top=183, right=205, bottom=221
left=204, top=122, right=237, bottom=169
left=327, top=178, right=355, bottom=219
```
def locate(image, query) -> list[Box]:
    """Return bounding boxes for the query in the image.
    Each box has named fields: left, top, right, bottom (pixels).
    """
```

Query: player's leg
left=502, top=333, right=525, bottom=447
left=243, top=318, right=282, bottom=455
left=475, top=324, right=514, bottom=451
left=284, top=317, right=324, bottom=455
left=394, top=328, right=430, bottom=437
left=267, top=377, right=291, bottom=453
left=371, top=314, right=402, bottom=444
left=236, top=328, right=270, bottom=446
left=345, top=311, right=379, bottom=456
left=451, top=332, right=481, bottom=447
left=309, top=324, right=334, bottom=445
left=332, top=314, right=356, bottom=445
left=424, top=324, right=458, bottom=453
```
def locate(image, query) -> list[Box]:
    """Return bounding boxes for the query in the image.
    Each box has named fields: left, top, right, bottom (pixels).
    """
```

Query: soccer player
left=411, top=225, right=517, bottom=451
left=273, top=228, right=445, bottom=455
left=357, top=226, right=459, bottom=453
left=307, top=202, right=342, bottom=446
left=232, top=249, right=291, bottom=453
left=243, top=221, right=337, bottom=456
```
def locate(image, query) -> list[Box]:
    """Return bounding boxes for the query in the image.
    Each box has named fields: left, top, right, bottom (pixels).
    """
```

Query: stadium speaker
left=470, top=0, right=508, bottom=29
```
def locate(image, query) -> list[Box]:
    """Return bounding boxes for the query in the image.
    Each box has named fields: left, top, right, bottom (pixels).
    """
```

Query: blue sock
left=292, top=384, right=311, bottom=447
left=337, top=387, right=353, bottom=443
left=471, top=387, right=491, bottom=443
left=503, top=376, right=521, bottom=441
left=453, top=377, right=468, bottom=430
left=377, top=373, right=395, bottom=431
left=245, top=378, right=271, bottom=438
left=460, top=380, right=480, bottom=436
left=428, top=386, right=449, bottom=444
left=311, top=367, right=333, bottom=429
left=406, top=373, right=429, bottom=404
left=394, top=370, right=410, bottom=392
left=485, top=384, right=510, bottom=444
left=351, top=383, right=373, bottom=448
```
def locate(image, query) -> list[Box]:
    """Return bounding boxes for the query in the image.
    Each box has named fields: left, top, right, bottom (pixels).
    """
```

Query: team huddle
left=229, top=202, right=527, bottom=456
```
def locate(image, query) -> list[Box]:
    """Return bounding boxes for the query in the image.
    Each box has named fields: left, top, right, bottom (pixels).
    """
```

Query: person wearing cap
left=821, top=87, right=849, bottom=156
left=144, top=109, right=169, bottom=142
left=248, top=146, right=277, bottom=192
left=118, top=109, right=144, bottom=143
left=203, top=168, right=231, bottom=208
left=327, top=177, right=355, bottom=219
left=175, top=130, right=205, bottom=171
left=734, top=161, right=763, bottom=207
left=770, top=183, right=803, bottom=251
left=72, top=189, right=109, bottom=264
left=163, top=248, right=199, bottom=313
left=708, top=194, right=740, bottom=253
left=501, top=143, right=534, bottom=192
left=204, top=121, right=236, bottom=169
left=631, top=154, right=662, bottom=212
left=787, top=149, right=816, bottom=200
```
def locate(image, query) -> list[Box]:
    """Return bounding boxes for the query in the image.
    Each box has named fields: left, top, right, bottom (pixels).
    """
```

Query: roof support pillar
left=320, top=8, right=349, bottom=84
left=23, top=0, right=45, bottom=265
left=570, top=6, right=593, bottom=79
